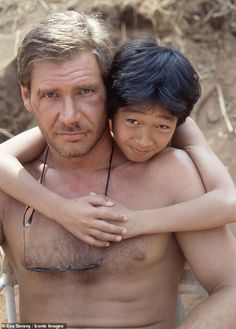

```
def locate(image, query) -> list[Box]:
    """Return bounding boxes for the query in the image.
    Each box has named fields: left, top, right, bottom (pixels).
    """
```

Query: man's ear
left=20, top=85, right=33, bottom=112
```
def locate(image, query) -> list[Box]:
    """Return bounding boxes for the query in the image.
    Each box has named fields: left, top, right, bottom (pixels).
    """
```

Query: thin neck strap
left=40, top=143, right=113, bottom=197
left=40, top=145, right=49, bottom=184
left=41, top=143, right=113, bottom=196
left=104, top=141, right=114, bottom=197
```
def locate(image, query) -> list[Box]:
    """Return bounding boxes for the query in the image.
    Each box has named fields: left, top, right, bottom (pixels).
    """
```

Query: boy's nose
left=135, top=129, right=153, bottom=147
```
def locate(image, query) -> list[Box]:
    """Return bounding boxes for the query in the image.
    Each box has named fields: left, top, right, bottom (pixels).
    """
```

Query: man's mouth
left=57, top=131, right=88, bottom=141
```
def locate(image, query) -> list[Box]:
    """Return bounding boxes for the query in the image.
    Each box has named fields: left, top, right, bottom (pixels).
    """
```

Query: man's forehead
left=30, top=53, right=102, bottom=87
left=32, top=52, right=98, bottom=71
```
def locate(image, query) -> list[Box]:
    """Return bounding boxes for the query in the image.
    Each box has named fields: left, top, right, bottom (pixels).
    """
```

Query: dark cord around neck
left=104, top=141, right=114, bottom=197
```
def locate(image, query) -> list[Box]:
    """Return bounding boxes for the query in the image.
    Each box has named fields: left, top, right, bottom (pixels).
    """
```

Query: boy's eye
left=126, top=119, right=139, bottom=125
left=156, top=124, right=170, bottom=130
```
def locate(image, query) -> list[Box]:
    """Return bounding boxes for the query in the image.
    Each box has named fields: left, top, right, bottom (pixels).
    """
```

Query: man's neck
left=46, top=131, right=114, bottom=175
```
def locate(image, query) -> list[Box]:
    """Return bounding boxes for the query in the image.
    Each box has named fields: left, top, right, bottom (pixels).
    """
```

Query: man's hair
left=17, top=11, right=114, bottom=89
left=106, top=38, right=201, bottom=125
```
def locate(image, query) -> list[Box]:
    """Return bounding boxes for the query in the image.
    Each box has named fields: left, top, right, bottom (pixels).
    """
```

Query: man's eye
left=79, top=88, right=94, bottom=95
left=43, top=92, right=58, bottom=98
left=127, top=119, right=139, bottom=125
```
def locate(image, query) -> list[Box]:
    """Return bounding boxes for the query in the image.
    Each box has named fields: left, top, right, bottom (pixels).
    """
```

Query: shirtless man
left=1, top=11, right=236, bottom=329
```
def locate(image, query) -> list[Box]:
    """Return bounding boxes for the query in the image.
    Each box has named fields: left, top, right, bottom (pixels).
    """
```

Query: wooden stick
left=38, top=0, right=51, bottom=12
left=121, top=22, right=127, bottom=42
left=216, top=83, right=234, bottom=133
left=133, top=5, right=138, bottom=29
left=13, top=30, right=21, bottom=59
left=0, top=128, right=14, bottom=139
left=194, top=83, right=216, bottom=120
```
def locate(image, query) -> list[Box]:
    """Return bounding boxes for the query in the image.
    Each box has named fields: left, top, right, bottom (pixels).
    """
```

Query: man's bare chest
left=3, top=163, right=173, bottom=277
left=4, top=202, right=171, bottom=278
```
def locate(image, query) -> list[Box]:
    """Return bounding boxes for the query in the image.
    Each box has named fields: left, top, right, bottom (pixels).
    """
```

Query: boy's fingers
left=94, top=208, right=128, bottom=222
left=90, top=229, right=123, bottom=243
left=83, top=235, right=110, bottom=247
left=88, top=193, right=114, bottom=206
left=92, top=220, right=127, bottom=235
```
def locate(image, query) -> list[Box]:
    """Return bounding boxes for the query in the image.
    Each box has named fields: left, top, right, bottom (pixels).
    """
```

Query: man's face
left=111, top=105, right=177, bottom=162
left=21, top=52, right=107, bottom=158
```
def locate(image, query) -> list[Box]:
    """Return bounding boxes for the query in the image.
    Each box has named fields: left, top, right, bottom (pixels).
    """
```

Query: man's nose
left=59, top=98, right=82, bottom=126
left=135, top=129, right=154, bottom=147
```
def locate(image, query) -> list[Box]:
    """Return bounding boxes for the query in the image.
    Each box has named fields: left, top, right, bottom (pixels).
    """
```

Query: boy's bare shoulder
left=149, top=146, right=195, bottom=171
left=148, top=147, right=205, bottom=202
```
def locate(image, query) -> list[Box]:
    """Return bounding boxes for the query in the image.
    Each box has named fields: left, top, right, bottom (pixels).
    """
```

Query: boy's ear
left=109, top=119, right=114, bottom=138
left=109, top=119, right=113, bottom=133
left=20, top=86, right=33, bottom=112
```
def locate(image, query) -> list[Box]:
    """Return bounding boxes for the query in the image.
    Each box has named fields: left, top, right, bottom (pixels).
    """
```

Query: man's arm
left=172, top=150, right=236, bottom=328
left=0, top=192, right=6, bottom=246
left=0, top=222, right=3, bottom=246
left=176, top=227, right=236, bottom=329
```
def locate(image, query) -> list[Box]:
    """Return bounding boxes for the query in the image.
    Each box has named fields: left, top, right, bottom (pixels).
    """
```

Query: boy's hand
left=55, top=194, right=128, bottom=247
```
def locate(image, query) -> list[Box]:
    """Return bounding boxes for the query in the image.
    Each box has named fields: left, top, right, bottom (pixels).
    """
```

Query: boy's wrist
left=133, top=210, right=152, bottom=236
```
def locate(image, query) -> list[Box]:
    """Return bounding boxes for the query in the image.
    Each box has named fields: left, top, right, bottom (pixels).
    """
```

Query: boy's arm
left=0, top=129, right=127, bottom=246
left=123, top=188, right=236, bottom=237
left=172, top=117, right=235, bottom=191
left=0, top=127, right=46, bottom=163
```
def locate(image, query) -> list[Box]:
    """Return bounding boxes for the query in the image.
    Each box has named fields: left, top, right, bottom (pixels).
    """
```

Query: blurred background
left=0, top=0, right=236, bottom=323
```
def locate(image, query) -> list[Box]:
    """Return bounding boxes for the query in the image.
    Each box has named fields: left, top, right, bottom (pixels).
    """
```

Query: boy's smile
left=111, top=105, right=177, bottom=162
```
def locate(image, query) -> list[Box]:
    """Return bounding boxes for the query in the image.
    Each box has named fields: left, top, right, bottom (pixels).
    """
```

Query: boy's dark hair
left=106, top=38, right=201, bottom=125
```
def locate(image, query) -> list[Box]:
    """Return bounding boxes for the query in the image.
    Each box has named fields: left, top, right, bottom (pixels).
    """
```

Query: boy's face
left=111, top=104, right=177, bottom=162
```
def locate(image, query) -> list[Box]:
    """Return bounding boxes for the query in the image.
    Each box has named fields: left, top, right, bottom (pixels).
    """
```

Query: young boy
left=0, top=38, right=235, bottom=247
